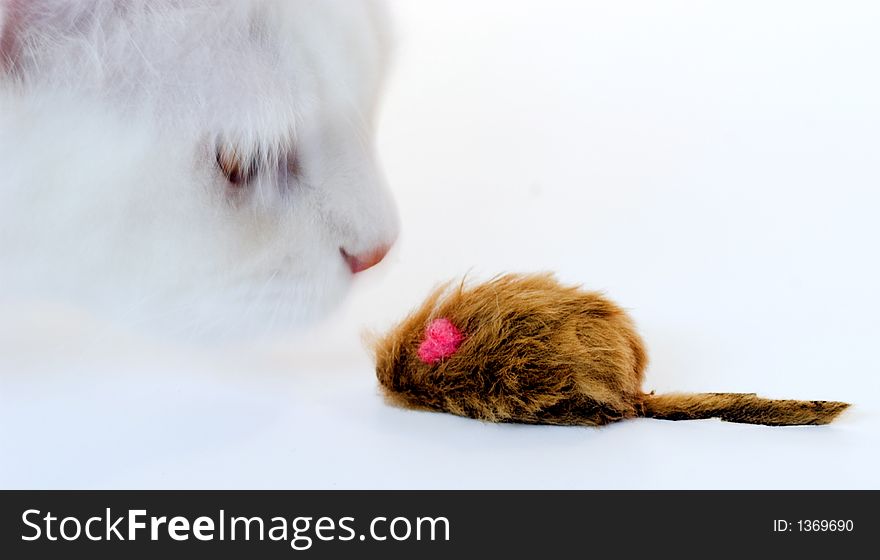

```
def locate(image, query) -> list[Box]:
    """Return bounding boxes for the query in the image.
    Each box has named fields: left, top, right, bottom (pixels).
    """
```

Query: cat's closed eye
left=216, top=145, right=258, bottom=186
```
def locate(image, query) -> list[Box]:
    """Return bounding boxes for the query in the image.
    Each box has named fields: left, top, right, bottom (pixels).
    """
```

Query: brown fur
left=373, top=273, right=849, bottom=426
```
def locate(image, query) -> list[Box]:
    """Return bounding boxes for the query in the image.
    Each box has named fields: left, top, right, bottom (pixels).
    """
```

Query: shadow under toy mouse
left=373, top=273, right=849, bottom=426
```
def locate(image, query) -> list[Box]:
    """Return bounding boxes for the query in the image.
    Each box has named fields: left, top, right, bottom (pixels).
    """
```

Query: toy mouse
left=373, top=273, right=849, bottom=426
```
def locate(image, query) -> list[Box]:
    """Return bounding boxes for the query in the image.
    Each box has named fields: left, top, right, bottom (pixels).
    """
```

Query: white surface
left=2, top=0, right=879, bottom=489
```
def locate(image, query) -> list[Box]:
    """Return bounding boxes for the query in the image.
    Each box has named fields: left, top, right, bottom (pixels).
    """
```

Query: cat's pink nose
left=341, top=245, right=391, bottom=274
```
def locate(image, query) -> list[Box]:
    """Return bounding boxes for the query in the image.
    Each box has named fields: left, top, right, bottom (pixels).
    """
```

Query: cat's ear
left=0, top=0, right=22, bottom=74
left=0, top=0, right=32, bottom=76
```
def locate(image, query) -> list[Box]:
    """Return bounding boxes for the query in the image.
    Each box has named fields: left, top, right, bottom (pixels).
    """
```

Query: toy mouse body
left=374, top=273, right=849, bottom=426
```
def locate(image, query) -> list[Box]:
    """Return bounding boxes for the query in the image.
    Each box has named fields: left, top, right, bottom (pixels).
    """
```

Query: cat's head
left=0, top=0, right=398, bottom=338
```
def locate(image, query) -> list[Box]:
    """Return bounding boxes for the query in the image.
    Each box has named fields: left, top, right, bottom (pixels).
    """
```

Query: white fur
left=0, top=0, right=398, bottom=339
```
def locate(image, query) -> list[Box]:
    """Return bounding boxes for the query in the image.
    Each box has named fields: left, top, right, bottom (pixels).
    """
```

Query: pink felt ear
left=418, top=318, right=463, bottom=364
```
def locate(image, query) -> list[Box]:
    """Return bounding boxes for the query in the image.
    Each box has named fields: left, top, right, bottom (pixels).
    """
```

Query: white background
left=2, top=0, right=879, bottom=488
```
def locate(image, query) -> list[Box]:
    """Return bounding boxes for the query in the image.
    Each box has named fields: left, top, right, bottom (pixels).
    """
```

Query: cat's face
left=0, top=0, right=398, bottom=337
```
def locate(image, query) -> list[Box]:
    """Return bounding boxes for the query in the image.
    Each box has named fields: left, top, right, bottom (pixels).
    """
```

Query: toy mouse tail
left=640, top=392, right=850, bottom=426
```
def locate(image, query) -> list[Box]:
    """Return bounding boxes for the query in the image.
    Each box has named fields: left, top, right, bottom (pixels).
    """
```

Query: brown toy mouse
left=373, top=273, right=849, bottom=426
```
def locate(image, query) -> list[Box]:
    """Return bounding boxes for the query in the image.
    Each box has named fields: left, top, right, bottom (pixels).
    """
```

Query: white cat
left=0, top=0, right=399, bottom=339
